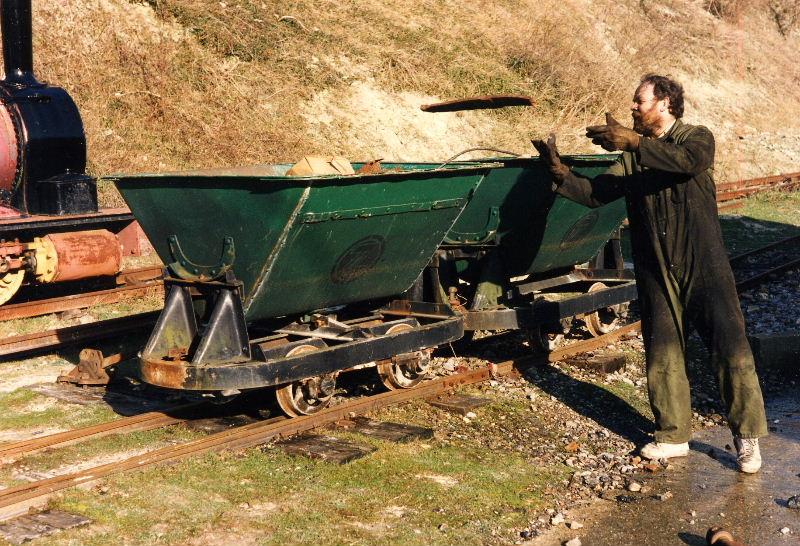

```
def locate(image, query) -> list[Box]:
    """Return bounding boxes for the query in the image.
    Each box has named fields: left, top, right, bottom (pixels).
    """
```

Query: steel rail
left=736, top=256, right=800, bottom=292
left=0, top=405, right=201, bottom=461
left=0, top=266, right=163, bottom=322
left=0, top=324, right=643, bottom=520
left=0, top=311, right=159, bottom=359
left=728, top=234, right=800, bottom=266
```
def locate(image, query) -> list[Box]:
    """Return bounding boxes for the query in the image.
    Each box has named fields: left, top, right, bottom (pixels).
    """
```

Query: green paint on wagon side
left=108, top=164, right=491, bottom=322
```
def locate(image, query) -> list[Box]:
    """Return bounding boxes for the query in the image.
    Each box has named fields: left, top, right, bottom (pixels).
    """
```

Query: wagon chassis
left=139, top=274, right=463, bottom=394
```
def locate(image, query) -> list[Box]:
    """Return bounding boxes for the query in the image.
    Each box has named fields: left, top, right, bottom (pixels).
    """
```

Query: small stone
left=564, top=539, right=582, bottom=546
left=465, top=411, right=477, bottom=420
left=567, top=521, right=584, bottom=530
left=627, top=481, right=642, bottom=492
left=719, top=512, right=725, bottom=517
left=787, top=495, right=800, bottom=509
left=438, top=523, right=448, bottom=531
left=780, top=527, right=790, bottom=535
left=550, top=513, right=565, bottom=525
left=656, top=491, right=673, bottom=501
left=690, top=510, right=697, bottom=517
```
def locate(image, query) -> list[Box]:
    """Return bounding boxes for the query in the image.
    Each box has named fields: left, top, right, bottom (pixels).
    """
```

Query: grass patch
left=719, top=190, right=800, bottom=255
left=0, top=389, right=117, bottom=431
left=46, top=437, right=560, bottom=545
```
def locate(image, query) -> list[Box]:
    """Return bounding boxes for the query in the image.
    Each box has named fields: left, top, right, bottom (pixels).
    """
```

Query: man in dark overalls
left=533, top=74, right=767, bottom=473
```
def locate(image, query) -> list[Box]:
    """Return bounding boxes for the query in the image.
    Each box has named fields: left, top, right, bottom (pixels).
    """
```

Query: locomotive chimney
left=0, top=0, right=93, bottom=215
left=1, top=0, right=37, bottom=86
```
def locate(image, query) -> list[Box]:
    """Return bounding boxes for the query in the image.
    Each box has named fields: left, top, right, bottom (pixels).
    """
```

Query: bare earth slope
left=24, top=0, right=800, bottom=193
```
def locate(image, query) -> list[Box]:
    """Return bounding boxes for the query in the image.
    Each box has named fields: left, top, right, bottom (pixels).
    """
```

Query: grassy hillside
left=25, top=0, right=800, bottom=204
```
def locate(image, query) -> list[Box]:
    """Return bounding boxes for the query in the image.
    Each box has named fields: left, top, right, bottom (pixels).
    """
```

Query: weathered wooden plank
left=339, top=417, right=433, bottom=442
left=562, top=352, right=626, bottom=373
left=276, top=434, right=376, bottom=464
left=0, top=510, right=90, bottom=545
left=427, top=394, right=491, bottom=415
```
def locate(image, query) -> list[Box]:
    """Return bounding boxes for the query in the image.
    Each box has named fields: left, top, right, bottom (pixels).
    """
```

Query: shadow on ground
left=521, top=363, right=653, bottom=448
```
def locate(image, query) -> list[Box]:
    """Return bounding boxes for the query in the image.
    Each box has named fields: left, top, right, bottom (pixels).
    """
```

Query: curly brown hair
left=640, top=74, right=684, bottom=118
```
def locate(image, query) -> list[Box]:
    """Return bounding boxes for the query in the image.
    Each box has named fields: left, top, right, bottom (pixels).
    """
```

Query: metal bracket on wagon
left=444, top=206, right=500, bottom=245
left=166, top=235, right=235, bottom=281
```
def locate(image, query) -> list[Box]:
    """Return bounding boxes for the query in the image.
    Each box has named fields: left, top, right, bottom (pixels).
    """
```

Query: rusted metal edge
left=716, top=172, right=800, bottom=202
left=0, top=266, right=163, bottom=322
left=0, top=323, right=642, bottom=521
left=421, top=95, right=534, bottom=112
left=0, top=311, right=159, bottom=359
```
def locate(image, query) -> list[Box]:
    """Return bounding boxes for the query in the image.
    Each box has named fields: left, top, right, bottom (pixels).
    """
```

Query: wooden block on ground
left=345, top=417, right=433, bottom=442
left=562, top=353, right=626, bottom=373
left=30, top=384, right=106, bottom=406
left=0, top=510, right=90, bottom=545
left=428, top=394, right=491, bottom=415
left=277, top=434, right=376, bottom=464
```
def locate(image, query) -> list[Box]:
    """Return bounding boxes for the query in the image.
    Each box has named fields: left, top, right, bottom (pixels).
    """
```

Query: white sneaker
left=640, top=441, right=690, bottom=460
left=734, top=437, right=761, bottom=473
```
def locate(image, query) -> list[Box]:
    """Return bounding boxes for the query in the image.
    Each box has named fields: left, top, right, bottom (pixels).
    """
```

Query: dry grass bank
left=21, top=0, right=800, bottom=196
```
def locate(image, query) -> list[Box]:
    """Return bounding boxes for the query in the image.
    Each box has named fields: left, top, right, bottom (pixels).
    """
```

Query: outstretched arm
left=532, top=134, right=625, bottom=208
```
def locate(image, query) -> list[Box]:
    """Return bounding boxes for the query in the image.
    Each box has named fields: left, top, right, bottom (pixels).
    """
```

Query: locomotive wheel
left=377, top=323, right=430, bottom=390
left=584, top=282, right=623, bottom=338
left=0, top=270, right=24, bottom=306
left=275, top=345, right=337, bottom=417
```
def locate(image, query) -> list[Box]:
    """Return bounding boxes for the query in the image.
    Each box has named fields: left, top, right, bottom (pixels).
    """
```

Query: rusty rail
left=0, top=311, right=159, bottom=359
left=0, top=405, right=201, bottom=462
left=730, top=234, right=800, bottom=292
left=716, top=171, right=800, bottom=202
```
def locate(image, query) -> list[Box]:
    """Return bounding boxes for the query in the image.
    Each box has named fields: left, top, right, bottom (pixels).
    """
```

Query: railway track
left=0, top=322, right=640, bottom=520
left=730, top=234, right=800, bottom=291
left=0, top=265, right=163, bottom=322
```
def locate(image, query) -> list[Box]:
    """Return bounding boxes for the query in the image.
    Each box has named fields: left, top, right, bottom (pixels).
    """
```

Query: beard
left=632, top=110, right=660, bottom=137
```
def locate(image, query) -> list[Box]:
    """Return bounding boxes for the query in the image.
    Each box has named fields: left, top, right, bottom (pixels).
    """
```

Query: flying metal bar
left=420, top=95, right=534, bottom=112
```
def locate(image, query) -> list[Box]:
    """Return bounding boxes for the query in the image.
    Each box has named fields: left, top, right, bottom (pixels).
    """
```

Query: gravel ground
left=408, top=265, right=800, bottom=543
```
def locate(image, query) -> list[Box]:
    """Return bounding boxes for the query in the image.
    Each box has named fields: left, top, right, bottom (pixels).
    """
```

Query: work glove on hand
left=585, top=113, right=640, bottom=152
left=532, top=133, right=571, bottom=187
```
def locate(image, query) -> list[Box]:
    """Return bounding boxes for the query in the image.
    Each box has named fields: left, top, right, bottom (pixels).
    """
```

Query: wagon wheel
left=525, top=324, right=563, bottom=354
left=584, top=282, right=625, bottom=337
left=0, top=270, right=24, bottom=306
left=275, top=345, right=337, bottom=417
left=377, top=323, right=430, bottom=390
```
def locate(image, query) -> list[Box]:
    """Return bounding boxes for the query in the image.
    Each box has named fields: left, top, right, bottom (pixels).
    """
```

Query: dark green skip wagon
left=110, top=163, right=491, bottom=321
